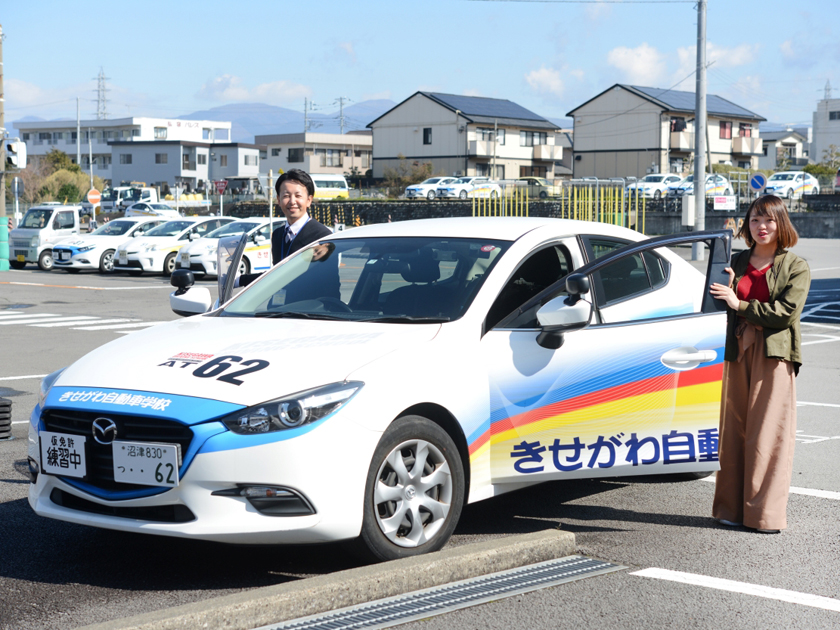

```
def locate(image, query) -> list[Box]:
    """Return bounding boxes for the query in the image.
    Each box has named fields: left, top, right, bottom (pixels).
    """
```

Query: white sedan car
left=52, top=218, right=166, bottom=273
left=124, top=202, right=181, bottom=219
left=763, top=171, right=819, bottom=199
left=113, top=216, right=234, bottom=276
left=405, top=177, right=458, bottom=200
left=436, top=177, right=502, bottom=200
left=627, top=174, right=683, bottom=199
left=176, top=217, right=282, bottom=277
left=28, top=218, right=730, bottom=561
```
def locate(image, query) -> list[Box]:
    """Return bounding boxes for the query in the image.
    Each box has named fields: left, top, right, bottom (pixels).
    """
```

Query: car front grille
left=116, top=259, right=143, bottom=269
left=12, top=239, right=30, bottom=249
left=42, top=409, right=193, bottom=492
left=50, top=488, right=196, bottom=522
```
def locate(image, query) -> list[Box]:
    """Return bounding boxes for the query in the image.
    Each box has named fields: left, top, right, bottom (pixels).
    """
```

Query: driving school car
left=113, top=217, right=233, bottom=276
left=176, top=217, right=281, bottom=277
left=436, top=177, right=501, bottom=200
left=28, top=217, right=731, bottom=562
left=52, top=218, right=165, bottom=273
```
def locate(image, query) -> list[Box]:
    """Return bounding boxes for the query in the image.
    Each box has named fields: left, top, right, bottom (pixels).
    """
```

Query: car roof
left=326, top=217, right=641, bottom=242
left=772, top=171, right=808, bottom=175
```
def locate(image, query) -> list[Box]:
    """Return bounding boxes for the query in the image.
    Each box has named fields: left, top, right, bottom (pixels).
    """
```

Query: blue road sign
left=749, top=173, right=767, bottom=192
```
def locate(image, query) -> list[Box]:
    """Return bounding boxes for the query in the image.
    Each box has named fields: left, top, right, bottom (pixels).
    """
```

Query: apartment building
left=256, top=131, right=373, bottom=177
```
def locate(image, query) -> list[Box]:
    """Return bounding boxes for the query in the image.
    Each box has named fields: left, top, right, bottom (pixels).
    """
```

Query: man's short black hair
left=276, top=169, right=315, bottom=197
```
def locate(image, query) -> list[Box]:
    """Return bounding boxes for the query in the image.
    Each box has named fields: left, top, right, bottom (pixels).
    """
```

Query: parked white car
left=113, top=217, right=234, bottom=276
left=52, top=218, right=166, bottom=273
left=176, top=218, right=281, bottom=277
left=124, top=202, right=181, bottom=219
left=627, top=174, right=683, bottom=199
left=405, top=177, right=458, bottom=200
left=667, top=174, right=732, bottom=198
left=763, top=171, right=819, bottom=199
left=28, top=216, right=731, bottom=561
left=436, top=177, right=502, bottom=200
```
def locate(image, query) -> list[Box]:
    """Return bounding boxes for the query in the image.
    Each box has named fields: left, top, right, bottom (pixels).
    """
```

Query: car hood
left=52, top=317, right=440, bottom=412
left=123, top=236, right=181, bottom=251
left=54, top=235, right=122, bottom=249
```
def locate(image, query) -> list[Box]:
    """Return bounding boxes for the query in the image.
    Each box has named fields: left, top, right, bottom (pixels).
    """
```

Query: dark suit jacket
left=239, top=218, right=333, bottom=287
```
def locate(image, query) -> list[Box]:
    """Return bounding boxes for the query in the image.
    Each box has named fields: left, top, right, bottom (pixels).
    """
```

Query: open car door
left=479, top=230, right=731, bottom=484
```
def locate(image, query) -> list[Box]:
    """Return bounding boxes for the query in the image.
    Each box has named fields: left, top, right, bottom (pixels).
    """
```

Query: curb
left=79, top=528, right=575, bottom=630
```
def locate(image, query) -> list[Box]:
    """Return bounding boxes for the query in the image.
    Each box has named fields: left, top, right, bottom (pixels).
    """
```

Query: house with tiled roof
left=368, top=92, right=562, bottom=180
left=567, top=84, right=766, bottom=179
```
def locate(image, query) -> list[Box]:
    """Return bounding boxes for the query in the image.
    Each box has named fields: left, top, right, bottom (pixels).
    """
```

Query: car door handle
left=660, top=347, right=717, bottom=371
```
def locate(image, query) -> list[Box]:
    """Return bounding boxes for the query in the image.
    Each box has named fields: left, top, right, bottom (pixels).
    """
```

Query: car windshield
left=642, top=175, right=665, bottom=183
left=20, top=208, right=54, bottom=228
left=149, top=204, right=174, bottom=211
left=90, top=220, right=136, bottom=236
left=101, top=190, right=117, bottom=202
left=208, top=221, right=262, bottom=238
left=222, top=236, right=511, bottom=322
left=453, top=178, right=471, bottom=185
left=144, top=221, right=193, bottom=237
left=422, top=178, right=444, bottom=185
left=769, top=173, right=795, bottom=181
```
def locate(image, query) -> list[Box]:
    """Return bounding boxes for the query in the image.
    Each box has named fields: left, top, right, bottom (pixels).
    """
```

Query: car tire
left=459, top=190, right=467, bottom=200
left=724, top=189, right=731, bottom=196
left=427, top=190, right=436, bottom=201
left=38, top=250, right=54, bottom=272
left=9, top=260, right=26, bottom=270
left=99, top=249, right=115, bottom=273
left=654, top=190, right=661, bottom=200
left=786, top=188, right=793, bottom=199
left=238, top=257, right=251, bottom=276
left=163, top=253, right=177, bottom=276
left=539, top=191, right=547, bottom=199
left=491, top=190, right=499, bottom=199
left=358, top=415, right=464, bottom=562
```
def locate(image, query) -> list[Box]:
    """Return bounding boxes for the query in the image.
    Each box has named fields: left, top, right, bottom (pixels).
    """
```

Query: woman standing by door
left=709, top=195, right=810, bottom=533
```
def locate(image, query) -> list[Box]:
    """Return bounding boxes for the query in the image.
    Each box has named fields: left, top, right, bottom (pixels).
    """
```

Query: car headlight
left=39, top=368, right=67, bottom=408
left=222, top=381, right=363, bottom=434
left=77, top=245, right=95, bottom=252
left=144, top=244, right=158, bottom=252
left=31, top=237, right=40, bottom=247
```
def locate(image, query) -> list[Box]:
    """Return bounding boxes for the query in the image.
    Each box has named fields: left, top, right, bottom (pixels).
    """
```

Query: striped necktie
left=284, top=225, right=293, bottom=244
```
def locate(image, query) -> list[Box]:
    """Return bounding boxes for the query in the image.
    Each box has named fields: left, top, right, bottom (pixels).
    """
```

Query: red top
left=737, top=263, right=771, bottom=303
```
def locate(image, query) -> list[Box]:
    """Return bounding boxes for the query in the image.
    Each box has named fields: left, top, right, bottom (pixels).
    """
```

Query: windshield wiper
left=359, top=315, right=451, bottom=323
left=254, top=311, right=344, bottom=320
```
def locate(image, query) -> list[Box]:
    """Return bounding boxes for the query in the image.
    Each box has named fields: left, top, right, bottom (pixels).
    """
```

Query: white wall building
left=110, top=141, right=261, bottom=191
left=367, top=92, right=561, bottom=180
left=257, top=131, right=373, bottom=177
left=13, top=117, right=233, bottom=184
left=812, top=97, right=840, bottom=165
left=567, top=84, right=766, bottom=179
left=757, top=130, right=808, bottom=171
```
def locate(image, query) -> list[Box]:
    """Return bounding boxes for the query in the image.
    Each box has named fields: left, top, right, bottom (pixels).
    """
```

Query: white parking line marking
left=798, top=401, right=840, bottom=408
left=29, top=317, right=102, bottom=327
left=67, top=318, right=140, bottom=328
left=0, top=281, right=172, bottom=291
left=82, top=321, right=171, bottom=331
left=810, top=267, right=840, bottom=273
left=0, top=374, right=47, bottom=381
left=631, top=568, right=840, bottom=613
left=0, top=314, right=63, bottom=324
left=699, top=477, right=840, bottom=500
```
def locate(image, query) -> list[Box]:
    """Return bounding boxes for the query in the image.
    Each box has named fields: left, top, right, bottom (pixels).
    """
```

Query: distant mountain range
left=176, top=99, right=397, bottom=142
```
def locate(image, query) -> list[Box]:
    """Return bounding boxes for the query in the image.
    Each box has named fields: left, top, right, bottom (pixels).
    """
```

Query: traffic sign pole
left=87, top=188, right=101, bottom=231
left=214, top=180, right=229, bottom=216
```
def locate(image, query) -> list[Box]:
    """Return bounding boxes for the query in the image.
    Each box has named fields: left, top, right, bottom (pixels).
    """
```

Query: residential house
left=567, top=84, right=766, bottom=179
left=14, top=117, right=233, bottom=185
left=757, top=129, right=808, bottom=171
left=367, top=92, right=561, bottom=180
left=256, top=131, right=373, bottom=177
left=811, top=97, right=840, bottom=165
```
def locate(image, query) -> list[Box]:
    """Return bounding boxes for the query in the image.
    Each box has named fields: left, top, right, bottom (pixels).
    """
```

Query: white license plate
left=58, top=251, right=70, bottom=261
left=113, top=441, right=181, bottom=487
left=40, top=431, right=87, bottom=479
left=180, top=252, right=189, bottom=264
left=119, top=252, right=127, bottom=265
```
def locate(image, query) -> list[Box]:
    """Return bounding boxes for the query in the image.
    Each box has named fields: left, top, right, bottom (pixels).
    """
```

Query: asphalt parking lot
left=1, top=236, right=838, bottom=630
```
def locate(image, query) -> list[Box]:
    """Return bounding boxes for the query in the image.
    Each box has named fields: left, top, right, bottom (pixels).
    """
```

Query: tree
left=382, top=154, right=433, bottom=197
left=820, top=144, right=840, bottom=171
left=56, top=183, right=82, bottom=203
left=43, top=149, right=81, bottom=175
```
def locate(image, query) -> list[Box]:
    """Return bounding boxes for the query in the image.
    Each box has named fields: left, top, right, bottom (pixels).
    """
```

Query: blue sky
left=3, top=0, right=837, bottom=131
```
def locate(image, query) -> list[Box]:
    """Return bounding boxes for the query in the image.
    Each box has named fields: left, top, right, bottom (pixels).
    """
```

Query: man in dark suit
left=239, top=169, right=333, bottom=287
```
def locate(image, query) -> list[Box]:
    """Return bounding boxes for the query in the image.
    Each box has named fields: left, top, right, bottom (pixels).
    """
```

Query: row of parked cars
left=627, top=171, right=821, bottom=200
left=8, top=201, right=282, bottom=277
left=405, top=176, right=559, bottom=200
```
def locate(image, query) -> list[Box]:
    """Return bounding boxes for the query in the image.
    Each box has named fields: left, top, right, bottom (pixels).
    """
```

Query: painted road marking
left=0, top=314, right=63, bottom=324
left=798, top=401, right=840, bottom=408
left=0, top=281, right=172, bottom=291
left=0, top=374, right=48, bottom=381
left=28, top=317, right=103, bottom=327
left=0, top=312, right=171, bottom=332
left=700, top=476, right=840, bottom=500
left=82, top=321, right=171, bottom=331
left=631, top=568, right=840, bottom=613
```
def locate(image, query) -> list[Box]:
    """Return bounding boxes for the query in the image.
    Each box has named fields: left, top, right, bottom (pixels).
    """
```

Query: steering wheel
left=319, top=297, right=352, bottom=313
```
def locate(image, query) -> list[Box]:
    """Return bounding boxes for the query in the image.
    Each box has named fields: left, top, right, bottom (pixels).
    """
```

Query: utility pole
left=692, top=0, right=707, bottom=262
left=76, top=98, right=81, bottom=167
left=337, top=96, right=348, bottom=135
left=0, top=22, right=8, bottom=271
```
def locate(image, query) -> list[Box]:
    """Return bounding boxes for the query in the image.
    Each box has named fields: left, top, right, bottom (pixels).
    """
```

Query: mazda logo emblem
left=92, top=417, right=118, bottom=445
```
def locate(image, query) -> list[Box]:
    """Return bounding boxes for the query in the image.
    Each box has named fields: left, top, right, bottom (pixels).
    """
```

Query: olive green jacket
left=725, top=248, right=811, bottom=373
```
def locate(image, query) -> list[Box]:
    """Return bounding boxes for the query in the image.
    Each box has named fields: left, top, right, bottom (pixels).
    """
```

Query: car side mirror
left=189, top=232, right=200, bottom=241
left=535, top=288, right=593, bottom=350
left=252, top=233, right=266, bottom=244
left=169, top=269, right=212, bottom=317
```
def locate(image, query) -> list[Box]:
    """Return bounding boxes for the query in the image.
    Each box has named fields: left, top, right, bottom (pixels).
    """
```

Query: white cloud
left=673, top=42, right=761, bottom=86
left=337, top=41, right=356, bottom=64
left=525, top=66, right=565, bottom=97
left=362, top=90, right=392, bottom=101
left=780, top=40, right=795, bottom=60
left=607, top=44, right=665, bottom=86
left=197, top=75, right=311, bottom=105
left=463, top=88, right=484, bottom=97
left=585, top=0, right=614, bottom=21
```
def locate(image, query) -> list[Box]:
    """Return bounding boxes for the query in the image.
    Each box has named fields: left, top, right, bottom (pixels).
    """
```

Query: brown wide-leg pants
left=712, top=324, right=797, bottom=530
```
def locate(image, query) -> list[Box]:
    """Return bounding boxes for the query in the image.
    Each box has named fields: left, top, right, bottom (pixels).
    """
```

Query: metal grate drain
left=257, top=555, right=625, bottom=630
